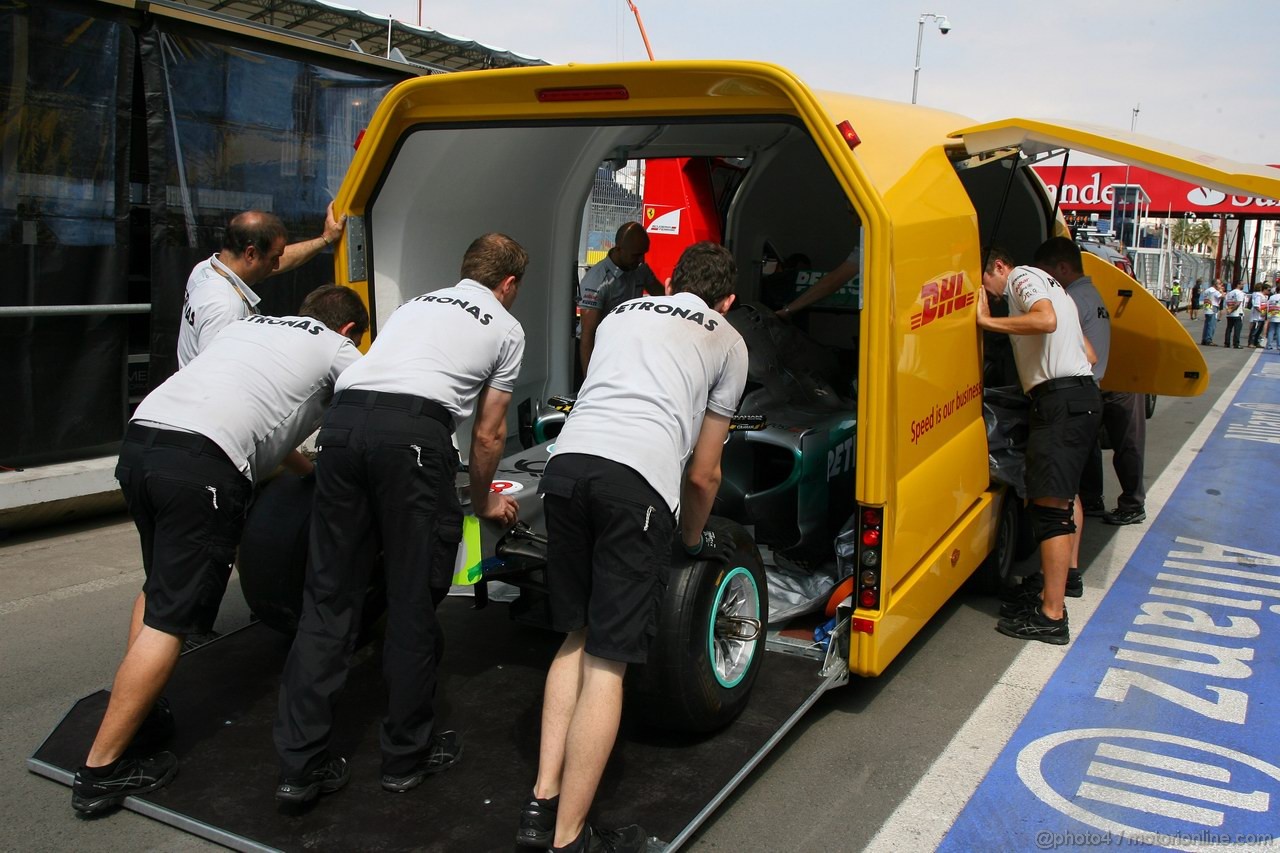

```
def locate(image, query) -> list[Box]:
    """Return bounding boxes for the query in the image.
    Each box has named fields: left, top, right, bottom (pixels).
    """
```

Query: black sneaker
left=999, top=570, right=1082, bottom=602
left=1103, top=507, right=1146, bottom=526
left=998, top=586, right=1040, bottom=620
left=516, top=792, right=558, bottom=847
left=553, top=823, right=649, bottom=853
left=381, top=730, right=462, bottom=793
left=126, top=697, right=175, bottom=755
left=72, top=751, right=179, bottom=815
left=1080, top=498, right=1107, bottom=518
left=275, top=756, right=350, bottom=805
left=996, top=606, right=1070, bottom=645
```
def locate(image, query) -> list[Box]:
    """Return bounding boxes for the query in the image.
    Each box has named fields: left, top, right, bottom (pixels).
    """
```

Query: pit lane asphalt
left=0, top=313, right=1254, bottom=853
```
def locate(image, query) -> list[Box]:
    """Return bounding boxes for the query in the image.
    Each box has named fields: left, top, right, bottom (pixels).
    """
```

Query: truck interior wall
left=370, top=124, right=642, bottom=451
left=954, top=157, right=1049, bottom=263
left=727, top=133, right=861, bottom=304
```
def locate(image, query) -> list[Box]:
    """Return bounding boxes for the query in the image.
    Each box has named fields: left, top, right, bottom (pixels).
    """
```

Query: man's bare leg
left=1034, top=497, right=1073, bottom=621
left=533, top=630, right=587, bottom=801
left=1069, top=496, right=1083, bottom=574
left=552, top=652, right=627, bottom=848
left=86, top=625, right=182, bottom=767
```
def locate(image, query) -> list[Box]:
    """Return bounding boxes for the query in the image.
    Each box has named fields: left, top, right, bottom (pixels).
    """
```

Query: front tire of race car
left=628, top=518, right=768, bottom=733
left=237, top=472, right=389, bottom=648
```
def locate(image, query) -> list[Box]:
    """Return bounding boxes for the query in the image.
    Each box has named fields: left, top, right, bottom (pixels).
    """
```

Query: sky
left=361, top=0, right=1279, bottom=166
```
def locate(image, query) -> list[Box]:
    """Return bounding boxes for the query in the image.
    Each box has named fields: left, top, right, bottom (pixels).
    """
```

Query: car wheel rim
left=709, top=566, right=761, bottom=688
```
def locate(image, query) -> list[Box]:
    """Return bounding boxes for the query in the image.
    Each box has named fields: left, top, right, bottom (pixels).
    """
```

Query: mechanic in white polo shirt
left=72, top=285, right=367, bottom=817
left=274, top=233, right=527, bottom=806
left=977, top=247, right=1101, bottom=646
left=519, top=242, right=747, bottom=853
left=176, top=205, right=345, bottom=367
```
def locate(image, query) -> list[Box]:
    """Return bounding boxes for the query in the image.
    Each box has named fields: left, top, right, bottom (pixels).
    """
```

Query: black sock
left=552, top=825, right=588, bottom=853
left=532, top=792, right=559, bottom=808
left=85, top=758, right=121, bottom=778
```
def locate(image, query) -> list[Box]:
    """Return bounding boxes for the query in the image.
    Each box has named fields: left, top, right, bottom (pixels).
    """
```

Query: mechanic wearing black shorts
left=72, top=285, right=366, bottom=816
left=977, top=247, right=1101, bottom=645
left=274, top=234, right=526, bottom=806
left=518, top=242, right=748, bottom=853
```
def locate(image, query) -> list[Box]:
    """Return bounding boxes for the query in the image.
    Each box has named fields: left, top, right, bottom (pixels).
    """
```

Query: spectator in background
left=1248, top=284, right=1270, bottom=347
left=1189, top=279, right=1201, bottom=322
left=1201, top=280, right=1222, bottom=345
left=1223, top=281, right=1247, bottom=349
left=1167, top=279, right=1181, bottom=312
left=1266, top=287, right=1280, bottom=352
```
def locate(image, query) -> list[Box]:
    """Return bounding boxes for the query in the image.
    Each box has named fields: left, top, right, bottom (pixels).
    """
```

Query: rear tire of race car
left=1145, top=393, right=1157, bottom=420
left=969, top=489, right=1019, bottom=596
left=628, top=518, right=768, bottom=733
left=238, top=472, right=389, bottom=647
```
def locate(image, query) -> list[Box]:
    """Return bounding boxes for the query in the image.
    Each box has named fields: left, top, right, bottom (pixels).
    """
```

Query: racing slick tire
left=1145, top=393, right=1157, bottom=420
left=969, top=488, right=1020, bottom=596
left=237, top=472, right=391, bottom=648
left=628, top=518, right=768, bottom=733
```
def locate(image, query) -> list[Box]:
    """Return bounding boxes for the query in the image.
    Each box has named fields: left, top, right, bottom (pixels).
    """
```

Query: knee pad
left=1030, top=503, right=1075, bottom=543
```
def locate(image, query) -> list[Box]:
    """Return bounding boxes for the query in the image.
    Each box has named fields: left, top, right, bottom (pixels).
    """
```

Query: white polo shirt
left=1004, top=266, right=1093, bottom=394
left=1224, top=288, right=1247, bottom=317
left=335, top=279, right=525, bottom=421
left=135, top=315, right=360, bottom=481
left=553, top=292, right=748, bottom=513
left=176, top=254, right=263, bottom=368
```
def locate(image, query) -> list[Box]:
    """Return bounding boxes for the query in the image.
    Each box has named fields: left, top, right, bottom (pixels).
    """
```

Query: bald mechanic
left=71, top=286, right=367, bottom=815
left=274, top=233, right=527, bottom=806
left=517, top=242, right=747, bottom=853
left=177, top=205, right=345, bottom=367
left=976, top=247, right=1101, bottom=645
left=577, top=221, right=662, bottom=374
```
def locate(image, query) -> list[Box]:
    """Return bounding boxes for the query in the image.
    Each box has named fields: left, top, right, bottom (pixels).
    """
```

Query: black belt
left=1027, top=375, right=1095, bottom=400
left=333, top=389, right=454, bottom=432
left=125, top=423, right=229, bottom=461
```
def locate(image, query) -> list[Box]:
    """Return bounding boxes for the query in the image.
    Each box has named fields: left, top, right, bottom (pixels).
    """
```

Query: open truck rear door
left=950, top=117, right=1280, bottom=397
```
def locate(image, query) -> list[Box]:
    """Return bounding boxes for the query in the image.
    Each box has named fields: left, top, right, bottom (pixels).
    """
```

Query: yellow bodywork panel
left=1085, top=254, right=1209, bottom=397
left=951, top=118, right=1280, bottom=201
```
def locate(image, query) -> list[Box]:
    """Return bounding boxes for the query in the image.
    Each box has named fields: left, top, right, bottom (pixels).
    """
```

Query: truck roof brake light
left=537, top=86, right=630, bottom=102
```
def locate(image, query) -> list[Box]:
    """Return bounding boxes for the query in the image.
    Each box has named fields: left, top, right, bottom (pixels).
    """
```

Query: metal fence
left=579, top=161, right=644, bottom=270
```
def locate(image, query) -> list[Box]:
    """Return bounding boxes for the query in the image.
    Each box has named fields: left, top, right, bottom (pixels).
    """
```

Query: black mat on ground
left=31, top=598, right=823, bottom=852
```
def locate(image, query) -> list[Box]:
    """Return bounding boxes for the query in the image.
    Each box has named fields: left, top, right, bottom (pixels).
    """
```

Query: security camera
left=938, top=16, right=952, bottom=33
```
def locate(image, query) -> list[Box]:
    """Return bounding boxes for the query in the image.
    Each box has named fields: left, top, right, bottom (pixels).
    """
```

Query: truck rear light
left=855, top=503, right=883, bottom=610
left=537, top=85, right=629, bottom=102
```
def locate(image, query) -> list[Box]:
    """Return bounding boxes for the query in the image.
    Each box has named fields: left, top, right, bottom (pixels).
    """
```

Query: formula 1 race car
left=238, top=307, right=862, bottom=733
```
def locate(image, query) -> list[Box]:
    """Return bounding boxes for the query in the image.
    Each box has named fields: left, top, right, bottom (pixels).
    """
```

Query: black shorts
left=116, top=426, right=252, bottom=636
left=540, top=453, right=675, bottom=664
left=1025, top=381, right=1103, bottom=502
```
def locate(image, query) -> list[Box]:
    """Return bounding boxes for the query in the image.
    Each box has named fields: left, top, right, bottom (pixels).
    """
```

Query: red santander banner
left=1030, top=165, right=1280, bottom=215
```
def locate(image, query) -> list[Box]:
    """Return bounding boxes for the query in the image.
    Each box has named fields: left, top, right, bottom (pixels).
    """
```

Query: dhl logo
left=910, top=273, right=973, bottom=330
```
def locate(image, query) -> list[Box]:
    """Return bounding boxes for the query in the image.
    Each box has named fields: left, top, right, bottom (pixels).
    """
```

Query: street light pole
left=912, top=12, right=951, bottom=104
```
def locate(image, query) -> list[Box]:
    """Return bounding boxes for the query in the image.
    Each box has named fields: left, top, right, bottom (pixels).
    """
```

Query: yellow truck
left=227, top=59, right=1280, bottom=847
